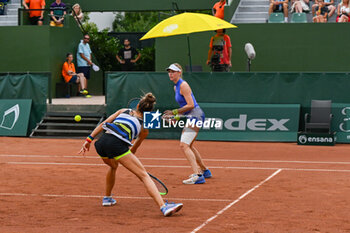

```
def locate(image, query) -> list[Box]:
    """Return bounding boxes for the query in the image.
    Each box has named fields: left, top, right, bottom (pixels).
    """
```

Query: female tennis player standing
left=164, top=63, right=212, bottom=184
left=79, top=93, right=182, bottom=216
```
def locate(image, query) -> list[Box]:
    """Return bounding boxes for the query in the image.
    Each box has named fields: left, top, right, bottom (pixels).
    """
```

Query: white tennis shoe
left=182, top=174, right=205, bottom=184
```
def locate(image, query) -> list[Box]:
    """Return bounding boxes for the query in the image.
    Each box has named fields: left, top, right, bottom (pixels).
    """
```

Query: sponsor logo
left=298, top=135, right=307, bottom=144
left=339, top=107, right=350, bottom=133
left=162, top=117, right=222, bottom=129
left=144, top=111, right=290, bottom=131
left=163, top=24, right=178, bottom=33
left=0, top=104, right=20, bottom=130
left=298, top=134, right=334, bottom=144
left=143, top=110, right=161, bottom=129
left=223, top=114, right=289, bottom=131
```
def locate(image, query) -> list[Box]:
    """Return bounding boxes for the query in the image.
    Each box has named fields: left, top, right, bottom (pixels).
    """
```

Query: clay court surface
left=1, top=137, right=350, bottom=233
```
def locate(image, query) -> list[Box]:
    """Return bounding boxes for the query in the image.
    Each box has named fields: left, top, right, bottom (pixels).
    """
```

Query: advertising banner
left=143, top=103, right=301, bottom=142
left=196, top=103, right=301, bottom=141
left=330, top=103, right=350, bottom=143
left=297, top=132, right=336, bottom=146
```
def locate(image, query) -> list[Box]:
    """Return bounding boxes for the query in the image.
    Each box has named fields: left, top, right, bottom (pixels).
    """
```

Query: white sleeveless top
left=102, top=109, right=142, bottom=146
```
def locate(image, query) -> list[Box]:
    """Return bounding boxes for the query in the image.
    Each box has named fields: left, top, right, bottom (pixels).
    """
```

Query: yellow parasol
left=140, top=12, right=237, bottom=71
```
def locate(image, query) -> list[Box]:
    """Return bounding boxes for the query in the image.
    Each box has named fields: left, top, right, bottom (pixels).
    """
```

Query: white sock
left=284, top=17, right=288, bottom=22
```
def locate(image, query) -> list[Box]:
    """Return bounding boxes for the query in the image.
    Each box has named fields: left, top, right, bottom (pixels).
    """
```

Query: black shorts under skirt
left=94, top=133, right=130, bottom=159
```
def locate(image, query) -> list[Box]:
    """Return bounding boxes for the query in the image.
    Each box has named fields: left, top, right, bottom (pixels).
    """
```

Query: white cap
left=166, top=64, right=181, bottom=72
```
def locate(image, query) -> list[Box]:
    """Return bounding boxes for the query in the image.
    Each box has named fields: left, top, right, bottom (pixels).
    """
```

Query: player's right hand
left=78, top=141, right=90, bottom=156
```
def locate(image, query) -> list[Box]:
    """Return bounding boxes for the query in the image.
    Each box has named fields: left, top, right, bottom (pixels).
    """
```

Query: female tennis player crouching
left=79, top=93, right=183, bottom=217
left=164, top=63, right=212, bottom=185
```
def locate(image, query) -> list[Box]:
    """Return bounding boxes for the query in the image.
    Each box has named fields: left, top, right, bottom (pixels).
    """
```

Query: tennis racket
left=127, top=97, right=141, bottom=109
left=148, top=172, right=168, bottom=195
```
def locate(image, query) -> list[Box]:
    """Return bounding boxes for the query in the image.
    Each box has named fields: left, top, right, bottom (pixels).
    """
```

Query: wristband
left=172, top=109, right=178, bottom=115
left=86, top=135, right=94, bottom=143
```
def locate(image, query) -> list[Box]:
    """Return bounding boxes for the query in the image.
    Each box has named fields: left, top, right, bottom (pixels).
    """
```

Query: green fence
left=106, top=72, right=350, bottom=141
left=0, top=73, right=50, bottom=135
left=62, top=0, right=213, bottom=11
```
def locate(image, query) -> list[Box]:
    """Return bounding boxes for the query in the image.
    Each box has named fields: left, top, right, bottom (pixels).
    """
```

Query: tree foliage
left=112, top=12, right=171, bottom=32
left=83, top=10, right=210, bottom=71
left=83, top=22, right=122, bottom=71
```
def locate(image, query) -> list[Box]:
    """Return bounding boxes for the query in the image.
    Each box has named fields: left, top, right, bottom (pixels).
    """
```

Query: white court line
left=0, top=193, right=232, bottom=202
left=4, top=161, right=350, bottom=173
left=1, top=154, right=350, bottom=165
left=191, top=169, right=282, bottom=233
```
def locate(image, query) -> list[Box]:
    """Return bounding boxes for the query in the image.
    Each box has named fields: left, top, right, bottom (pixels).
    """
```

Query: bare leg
left=102, top=158, right=118, bottom=196
left=312, top=4, right=317, bottom=16
left=328, top=5, right=336, bottom=17
left=84, top=78, right=87, bottom=90
left=180, top=142, right=201, bottom=174
left=295, top=2, right=302, bottom=13
left=76, top=76, right=82, bottom=91
left=191, top=146, right=207, bottom=171
left=283, top=3, right=288, bottom=17
left=77, top=73, right=86, bottom=90
left=268, top=4, right=274, bottom=15
left=118, top=153, right=164, bottom=208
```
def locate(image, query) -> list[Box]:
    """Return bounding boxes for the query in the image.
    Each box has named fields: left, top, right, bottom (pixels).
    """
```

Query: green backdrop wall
left=155, top=23, right=350, bottom=72
left=62, top=0, right=213, bottom=11
left=106, top=72, right=350, bottom=141
left=0, top=16, right=103, bottom=97
left=106, top=72, right=350, bottom=112
left=0, top=73, right=49, bottom=134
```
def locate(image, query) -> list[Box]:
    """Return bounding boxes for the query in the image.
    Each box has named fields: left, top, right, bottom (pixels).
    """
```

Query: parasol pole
left=187, top=34, right=192, bottom=72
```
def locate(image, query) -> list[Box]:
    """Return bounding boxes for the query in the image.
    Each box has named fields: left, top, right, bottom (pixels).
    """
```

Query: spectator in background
left=336, top=0, right=350, bottom=22
left=62, top=53, right=89, bottom=96
left=313, top=0, right=329, bottom=22
left=312, top=0, right=336, bottom=18
left=212, top=0, right=226, bottom=19
left=116, top=39, right=141, bottom=71
left=206, top=29, right=232, bottom=72
left=268, top=0, right=289, bottom=22
left=72, top=3, right=83, bottom=22
left=291, top=0, right=310, bottom=13
left=23, top=0, right=45, bottom=26
left=77, top=34, right=93, bottom=90
left=49, top=0, right=66, bottom=27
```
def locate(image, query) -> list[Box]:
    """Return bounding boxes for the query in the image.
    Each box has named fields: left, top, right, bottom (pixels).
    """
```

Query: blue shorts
left=274, top=4, right=283, bottom=11
left=185, top=107, right=205, bottom=124
left=77, top=66, right=90, bottom=79
left=69, top=75, right=78, bottom=83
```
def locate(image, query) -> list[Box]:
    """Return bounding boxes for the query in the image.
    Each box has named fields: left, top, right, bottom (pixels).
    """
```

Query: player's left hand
left=163, top=110, right=173, bottom=116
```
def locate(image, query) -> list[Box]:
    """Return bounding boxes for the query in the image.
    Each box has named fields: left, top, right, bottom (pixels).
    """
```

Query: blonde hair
left=72, top=3, right=82, bottom=15
left=173, top=63, right=183, bottom=78
left=173, top=63, right=183, bottom=72
left=340, top=0, right=349, bottom=6
left=138, top=92, right=156, bottom=113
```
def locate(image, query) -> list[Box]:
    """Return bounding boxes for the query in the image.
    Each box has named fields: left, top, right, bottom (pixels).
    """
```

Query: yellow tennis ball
left=74, top=115, right=81, bottom=122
